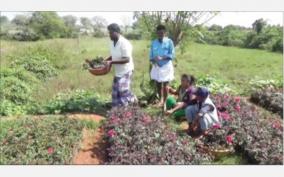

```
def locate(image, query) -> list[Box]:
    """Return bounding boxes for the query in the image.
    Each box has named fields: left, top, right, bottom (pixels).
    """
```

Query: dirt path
left=68, top=113, right=107, bottom=165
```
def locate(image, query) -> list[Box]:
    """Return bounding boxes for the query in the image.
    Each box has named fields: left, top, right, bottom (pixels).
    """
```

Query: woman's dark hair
left=181, top=74, right=196, bottom=85
left=156, top=24, right=166, bottom=31
left=107, top=23, right=121, bottom=33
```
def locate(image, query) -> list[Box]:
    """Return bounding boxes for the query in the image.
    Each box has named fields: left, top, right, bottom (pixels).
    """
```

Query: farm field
left=0, top=37, right=283, bottom=165
left=1, top=37, right=282, bottom=102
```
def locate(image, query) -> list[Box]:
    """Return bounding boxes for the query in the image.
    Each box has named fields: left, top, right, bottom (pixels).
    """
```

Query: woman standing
left=149, top=24, right=175, bottom=108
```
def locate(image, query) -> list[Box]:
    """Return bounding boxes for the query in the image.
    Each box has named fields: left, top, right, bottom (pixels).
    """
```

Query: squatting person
left=104, top=23, right=137, bottom=107
left=165, top=74, right=197, bottom=120
left=185, top=87, right=220, bottom=137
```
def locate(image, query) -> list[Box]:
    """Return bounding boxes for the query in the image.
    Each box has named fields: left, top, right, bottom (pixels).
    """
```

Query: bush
left=251, top=88, right=283, bottom=118
left=39, top=89, right=106, bottom=115
left=0, top=116, right=84, bottom=164
left=0, top=68, right=39, bottom=85
left=0, top=76, right=33, bottom=105
left=9, top=27, right=40, bottom=41
left=0, top=68, right=39, bottom=116
left=10, top=54, right=57, bottom=81
left=124, top=31, right=142, bottom=40
left=104, top=106, right=212, bottom=165
left=202, top=94, right=284, bottom=164
left=196, top=75, right=236, bottom=94
left=249, top=78, right=283, bottom=90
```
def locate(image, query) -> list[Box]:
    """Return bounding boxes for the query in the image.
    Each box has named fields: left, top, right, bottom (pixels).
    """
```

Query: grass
left=1, top=37, right=282, bottom=103
left=0, top=115, right=100, bottom=165
left=1, top=37, right=282, bottom=164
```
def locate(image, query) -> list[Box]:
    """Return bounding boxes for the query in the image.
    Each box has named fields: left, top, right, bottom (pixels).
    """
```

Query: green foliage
left=0, top=100, right=28, bottom=116
left=196, top=75, right=237, bottom=94
left=10, top=54, right=57, bottom=81
left=0, top=68, right=40, bottom=116
left=29, top=12, right=67, bottom=39
left=0, top=76, right=33, bottom=105
left=40, top=89, right=106, bottom=115
left=0, top=116, right=84, bottom=164
left=199, top=21, right=283, bottom=53
left=0, top=68, right=39, bottom=85
left=249, top=78, right=283, bottom=90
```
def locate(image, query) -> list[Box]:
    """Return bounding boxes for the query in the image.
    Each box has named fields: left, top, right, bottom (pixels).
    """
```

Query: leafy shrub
left=124, top=31, right=142, bottom=40
left=250, top=88, right=283, bottom=118
left=10, top=54, right=57, bottom=81
left=39, top=89, right=106, bottom=115
left=0, top=100, right=27, bottom=116
left=0, top=68, right=39, bottom=116
left=196, top=75, right=236, bottom=94
left=0, top=76, right=33, bottom=105
left=0, top=116, right=84, bottom=164
left=0, top=68, right=39, bottom=85
left=9, top=27, right=40, bottom=41
left=249, top=78, right=283, bottom=90
left=104, top=106, right=212, bottom=165
left=202, top=94, right=284, bottom=164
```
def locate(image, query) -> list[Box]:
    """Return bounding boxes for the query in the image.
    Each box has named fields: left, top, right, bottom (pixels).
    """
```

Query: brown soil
left=69, top=114, right=107, bottom=165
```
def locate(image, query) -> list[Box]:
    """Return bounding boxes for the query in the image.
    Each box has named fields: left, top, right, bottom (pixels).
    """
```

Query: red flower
left=219, top=112, right=231, bottom=121
left=47, top=147, right=54, bottom=154
left=142, top=115, right=151, bottom=124
left=124, top=112, right=132, bottom=118
left=234, top=96, right=241, bottom=103
left=107, top=129, right=117, bottom=138
left=212, top=124, right=221, bottom=129
left=234, top=105, right=241, bottom=112
left=226, top=135, right=233, bottom=144
left=272, top=121, right=281, bottom=129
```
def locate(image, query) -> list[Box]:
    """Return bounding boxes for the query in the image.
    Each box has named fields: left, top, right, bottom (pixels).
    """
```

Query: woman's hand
left=165, top=109, right=174, bottom=115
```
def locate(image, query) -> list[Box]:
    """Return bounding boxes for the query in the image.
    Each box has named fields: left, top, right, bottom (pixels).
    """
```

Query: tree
left=11, top=15, right=30, bottom=26
left=252, top=18, right=267, bottom=34
left=62, top=15, right=79, bottom=38
left=80, top=17, right=93, bottom=35
left=133, top=11, right=218, bottom=47
left=0, top=16, right=9, bottom=25
left=134, top=12, right=217, bottom=103
left=208, top=24, right=222, bottom=31
left=92, top=16, right=107, bottom=37
left=29, top=12, right=66, bottom=39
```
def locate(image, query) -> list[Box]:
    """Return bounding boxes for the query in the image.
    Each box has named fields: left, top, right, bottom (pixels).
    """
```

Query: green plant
left=104, top=106, right=212, bottom=165
left=40, top=89, right=107, bottom=115
left=0, top=116, right=84, bottom=164
left=10, top=54, right=57, bottom=81
left=196, top=75, right=236, bottom=94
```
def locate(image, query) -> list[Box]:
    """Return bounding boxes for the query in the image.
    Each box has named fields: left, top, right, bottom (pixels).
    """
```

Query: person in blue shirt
left=149, top=25, right=175, bottom=108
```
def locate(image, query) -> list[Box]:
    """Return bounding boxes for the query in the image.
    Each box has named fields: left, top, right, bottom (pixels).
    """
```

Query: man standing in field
left=104, top=23, right=137, bottom=107
left=150, top=24, right=175, bottom=108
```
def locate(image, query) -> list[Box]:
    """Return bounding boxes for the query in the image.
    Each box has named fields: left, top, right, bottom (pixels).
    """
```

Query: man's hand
left=85, top=59, right=91, bottom=64
left=103, top=60, right=112, bottom=67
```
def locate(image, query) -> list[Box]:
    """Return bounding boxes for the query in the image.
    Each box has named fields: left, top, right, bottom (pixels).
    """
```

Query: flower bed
left=198, top=94, right=283, bottom=164
left=250, top=87, right=283, bottom=118
left=0, top=116, right=84, bottom=165
left=104, top=106, right=212, bottom=165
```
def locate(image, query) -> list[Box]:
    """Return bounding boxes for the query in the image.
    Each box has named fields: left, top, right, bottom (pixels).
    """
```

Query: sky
left=1, top=12, right=283, bottom=27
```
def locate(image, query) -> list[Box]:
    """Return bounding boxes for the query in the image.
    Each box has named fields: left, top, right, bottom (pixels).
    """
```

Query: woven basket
left=88, top=65, right=111, bottom=76
left=199, top=145, right=234, bottom=159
